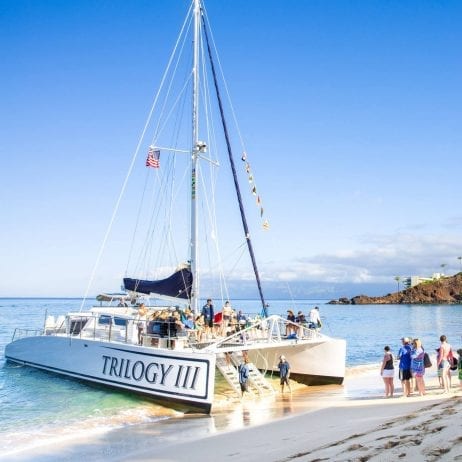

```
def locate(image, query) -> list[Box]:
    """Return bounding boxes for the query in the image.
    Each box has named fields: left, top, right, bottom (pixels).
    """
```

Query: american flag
left=146, top=147, right=160, bottom=168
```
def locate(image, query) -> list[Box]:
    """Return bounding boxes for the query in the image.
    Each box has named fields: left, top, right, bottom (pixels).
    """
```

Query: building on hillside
left=402, top=273, right=445, bottom=289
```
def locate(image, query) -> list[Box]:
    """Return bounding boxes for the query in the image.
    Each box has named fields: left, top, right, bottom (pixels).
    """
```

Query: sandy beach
left=4, top=365, right=462, bottom=462
left=4, top=368, right=462, bottom=462
left=145, top=391, right=461, bottom=462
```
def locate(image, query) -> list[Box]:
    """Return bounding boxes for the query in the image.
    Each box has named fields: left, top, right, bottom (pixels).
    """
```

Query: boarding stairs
left=216, top=351, right=275, bottom=398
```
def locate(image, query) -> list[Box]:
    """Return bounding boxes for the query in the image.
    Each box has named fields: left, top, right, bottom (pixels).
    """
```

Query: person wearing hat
left=398, top=337, right=412, bottom=397
left=238, top=356, right=250, bottom=397
left=278, top=355, right=291, bottom=393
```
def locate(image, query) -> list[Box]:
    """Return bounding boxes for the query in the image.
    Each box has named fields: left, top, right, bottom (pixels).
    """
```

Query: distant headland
left=328, top=272, right=462, bottom=305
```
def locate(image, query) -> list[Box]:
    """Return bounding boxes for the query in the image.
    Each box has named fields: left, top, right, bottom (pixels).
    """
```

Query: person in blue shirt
left=236, top=310, right=247, bottom=331
left=398, top=337, right=412, bottom=397
left=238, top=357, right=250, bottom=396
left=201, top=299, right=214, bottom=335
left=278, top=355, right=292, bottom=393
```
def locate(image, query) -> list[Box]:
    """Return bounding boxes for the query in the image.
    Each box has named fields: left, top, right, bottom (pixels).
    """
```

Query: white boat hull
left=247, top=336, right=346, bottom=385
left=5, top=335, right=216, bottom=413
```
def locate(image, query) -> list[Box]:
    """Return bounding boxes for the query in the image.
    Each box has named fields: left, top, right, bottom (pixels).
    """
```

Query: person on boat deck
left=221, top=300, right=233, bottom=336
left=136, top=303, right=147, bottom=345
left=183, top=314, right=194, bottom=330
left=137, top=319, right=145, bottom=345
left=286, top=310, right=296, bottom=336
left=309, top=306, right=322, bottom=329
left=236, top=310, right=247, bottom=330
left=194, top=314, right=205, bottom=342
left=296, top=311, right=306, bottom=325
left=201, top=299, right=214, bottom=335
left=278, top=355, right=292, bottom=393
left=295, top=311, right=306, bottom=336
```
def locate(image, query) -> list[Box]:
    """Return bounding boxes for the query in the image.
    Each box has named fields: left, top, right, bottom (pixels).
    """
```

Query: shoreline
left=5, top=365, right=462, bottom=461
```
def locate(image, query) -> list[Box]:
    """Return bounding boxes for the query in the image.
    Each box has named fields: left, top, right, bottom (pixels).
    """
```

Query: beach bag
left=450, top=356, right=458, bottom=371
left=423, top=352, right=432, bottom=368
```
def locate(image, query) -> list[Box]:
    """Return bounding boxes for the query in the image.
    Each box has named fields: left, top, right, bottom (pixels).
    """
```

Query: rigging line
left=151, top=12, right=193, bottom=143
left=202, top=4, right=267, bottom=224
left=149, top=85, right=190, bottom=276
left=153, top=72, right=193, bottom=146
left=201, top=12, right=268, bottom=317
left=285, top=283, right=297, bottom=309
left=125, top=169, right=152, bottom=275
left=79, top=6, right=193, bottom=311
left=198, top=28, right=235, bottom=303
left=201, top=5, right=247, bottom=154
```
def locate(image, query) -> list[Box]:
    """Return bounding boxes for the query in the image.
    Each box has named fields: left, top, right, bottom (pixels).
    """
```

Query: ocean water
left=1, top=297, right=461, bottom=456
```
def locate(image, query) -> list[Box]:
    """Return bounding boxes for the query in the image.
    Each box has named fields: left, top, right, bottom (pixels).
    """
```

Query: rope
left=201, top=8, right=268, bottom=317
left=79, top=4, right=194, bottom=311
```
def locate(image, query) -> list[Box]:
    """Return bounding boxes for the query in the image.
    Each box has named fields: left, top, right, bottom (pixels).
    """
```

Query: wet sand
left=5, top=366, right=462, bottom=461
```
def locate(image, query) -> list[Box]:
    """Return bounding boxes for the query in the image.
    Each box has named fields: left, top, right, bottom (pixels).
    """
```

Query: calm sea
left=1, top=297, right=461, bottom=456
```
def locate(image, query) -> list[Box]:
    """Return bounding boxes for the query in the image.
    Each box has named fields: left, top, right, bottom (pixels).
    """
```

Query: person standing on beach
left=380, top=346, right=395, bottom=398
left=411, top=339, right=425, bottom=396
left=437, top=335, right=452, bottom=393
left=278, top=355, right=292, bottom=393
left=398, top=337, right=412, bottom=397
left=238, top=357, right=250, bottom=397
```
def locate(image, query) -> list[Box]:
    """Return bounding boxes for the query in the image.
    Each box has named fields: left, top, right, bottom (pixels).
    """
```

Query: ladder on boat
left=216, top=352, right=275, bottom=398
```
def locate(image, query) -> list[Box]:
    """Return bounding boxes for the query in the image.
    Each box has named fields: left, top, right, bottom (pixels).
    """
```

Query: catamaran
left=5, top=0, right=346, bottom=413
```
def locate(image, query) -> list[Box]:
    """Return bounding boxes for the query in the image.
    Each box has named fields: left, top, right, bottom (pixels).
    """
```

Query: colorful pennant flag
left=241, top=150, right=270, bottom=230
left=146, top=147, right=160, bottom=168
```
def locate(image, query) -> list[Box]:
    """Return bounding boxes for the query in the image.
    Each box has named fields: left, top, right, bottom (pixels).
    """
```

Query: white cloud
left=261, top=232, right=462, bottom=284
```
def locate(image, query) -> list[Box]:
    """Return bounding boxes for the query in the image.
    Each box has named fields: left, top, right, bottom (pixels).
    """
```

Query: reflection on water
left=281, top=395, right=293, bottom=415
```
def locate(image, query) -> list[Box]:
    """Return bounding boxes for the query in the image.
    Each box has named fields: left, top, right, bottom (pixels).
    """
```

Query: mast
left=190, top=0, right=201, bottom=315
left=201, top=15, right=268, bottom=316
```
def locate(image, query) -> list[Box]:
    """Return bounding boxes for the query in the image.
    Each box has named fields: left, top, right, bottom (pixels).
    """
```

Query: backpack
left=447, top=349, right=458, bottom=371
left=423, top=352, right=432, bottom=368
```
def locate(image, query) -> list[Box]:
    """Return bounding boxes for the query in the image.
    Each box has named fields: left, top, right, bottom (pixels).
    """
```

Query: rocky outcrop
left=328, top=273, right=462, bottom=304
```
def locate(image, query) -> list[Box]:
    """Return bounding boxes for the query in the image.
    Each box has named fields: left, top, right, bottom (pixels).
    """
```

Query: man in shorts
left=278, top=355, right=292, bottom=393
left=238, top=357, right=250, bottom=397
left=398, top=337, right=412, bottom=397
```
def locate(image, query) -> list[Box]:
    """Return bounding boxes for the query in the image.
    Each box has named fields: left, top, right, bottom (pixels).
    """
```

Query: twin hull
left=5, top=336, right=216, bottom=413
left=248, top=337, right=346, bottom=385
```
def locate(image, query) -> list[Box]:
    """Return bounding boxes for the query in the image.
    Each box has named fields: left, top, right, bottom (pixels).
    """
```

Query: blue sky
left=1, top=0, right=461, bottom=298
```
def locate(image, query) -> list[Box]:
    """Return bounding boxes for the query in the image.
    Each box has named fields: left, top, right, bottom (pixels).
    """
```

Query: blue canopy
left=123, top=268, right=192, bottom=299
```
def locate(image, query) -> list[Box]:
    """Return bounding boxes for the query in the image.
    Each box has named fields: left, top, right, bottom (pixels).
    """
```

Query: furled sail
left=123, top=268, right=192, bottom=299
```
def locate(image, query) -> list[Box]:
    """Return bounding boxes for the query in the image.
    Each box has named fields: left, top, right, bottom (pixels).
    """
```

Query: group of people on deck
left=285, top=306, right=322, bottom=337
left=136, top=299, right=249, bottom=344
left=200, top=299, right=248, bottom=338
left=380, top=335, right=462, bottom=398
